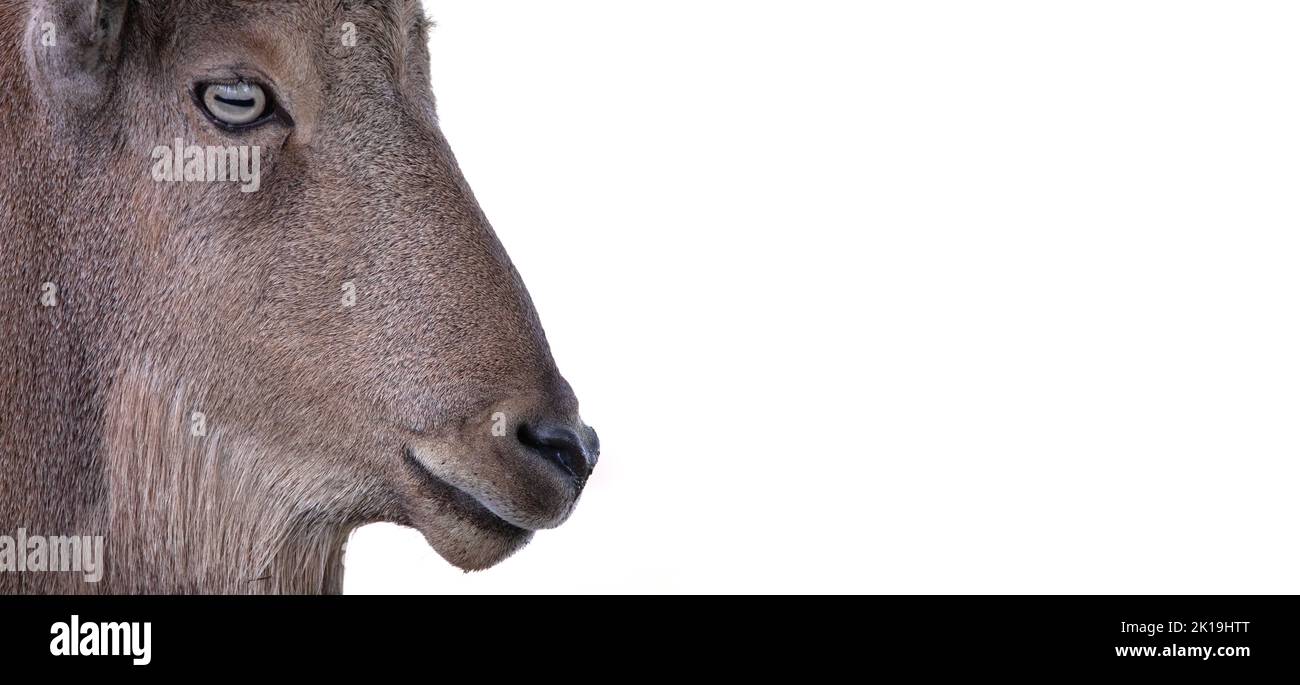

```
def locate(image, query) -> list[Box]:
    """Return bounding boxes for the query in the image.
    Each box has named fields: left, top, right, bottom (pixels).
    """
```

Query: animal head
left=2, top=0, right=597, bottom=586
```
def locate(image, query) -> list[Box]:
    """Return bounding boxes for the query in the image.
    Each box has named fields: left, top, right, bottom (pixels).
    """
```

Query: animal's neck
left=97, top=362, right=350, bottom=594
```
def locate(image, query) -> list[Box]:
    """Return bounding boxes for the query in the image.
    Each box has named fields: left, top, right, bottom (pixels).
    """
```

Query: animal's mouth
left=401, top=448, right=529, bottom=537
left=395, top=424, right=589, bottom=571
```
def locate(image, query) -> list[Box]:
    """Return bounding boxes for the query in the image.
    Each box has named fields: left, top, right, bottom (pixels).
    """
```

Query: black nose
left=517, top=421, right=599, bottom=482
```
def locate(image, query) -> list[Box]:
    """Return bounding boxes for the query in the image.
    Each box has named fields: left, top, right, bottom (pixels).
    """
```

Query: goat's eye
left=199, top=82, right=269, bottom=127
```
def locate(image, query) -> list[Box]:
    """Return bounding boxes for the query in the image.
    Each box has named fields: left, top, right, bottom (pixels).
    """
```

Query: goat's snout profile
left=401, top=389, right=599, bottom=571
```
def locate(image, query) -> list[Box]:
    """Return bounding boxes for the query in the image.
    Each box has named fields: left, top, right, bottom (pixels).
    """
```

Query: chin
left=415, top=515, right=536, bottom=573
left=400, top=450, right=535, bottom=571
left=424, top=524, right=535, bottom=572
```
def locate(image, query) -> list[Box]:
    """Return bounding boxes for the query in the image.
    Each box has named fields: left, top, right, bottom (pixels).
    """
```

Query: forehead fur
left=130, top=0, right=431, bottom=63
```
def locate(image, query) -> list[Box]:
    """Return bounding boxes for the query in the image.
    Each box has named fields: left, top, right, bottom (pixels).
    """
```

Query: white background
left=345, top=1, right=1300, bottom=593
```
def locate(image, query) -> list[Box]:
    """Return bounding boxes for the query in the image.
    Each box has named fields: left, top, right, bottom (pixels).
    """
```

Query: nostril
left=517, top=421, right=596, bottom=482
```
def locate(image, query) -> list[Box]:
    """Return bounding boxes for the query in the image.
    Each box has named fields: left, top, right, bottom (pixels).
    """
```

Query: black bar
left=0, top=595, right=1286, bottom=673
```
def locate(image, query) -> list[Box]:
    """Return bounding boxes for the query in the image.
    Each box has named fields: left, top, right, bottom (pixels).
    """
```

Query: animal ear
left=25, top=0, right=127, bottom=118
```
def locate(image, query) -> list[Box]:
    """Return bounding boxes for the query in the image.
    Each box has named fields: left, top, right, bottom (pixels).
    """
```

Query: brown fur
left=0, top=0, right=594, bottom=594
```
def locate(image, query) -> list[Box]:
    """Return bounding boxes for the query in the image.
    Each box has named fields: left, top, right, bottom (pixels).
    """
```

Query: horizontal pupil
left=214, top=95, right=255, bottom=108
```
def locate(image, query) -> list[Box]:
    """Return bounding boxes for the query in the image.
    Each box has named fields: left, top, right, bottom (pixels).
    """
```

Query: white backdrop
left=345, top=1, right=1300, bottom=593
